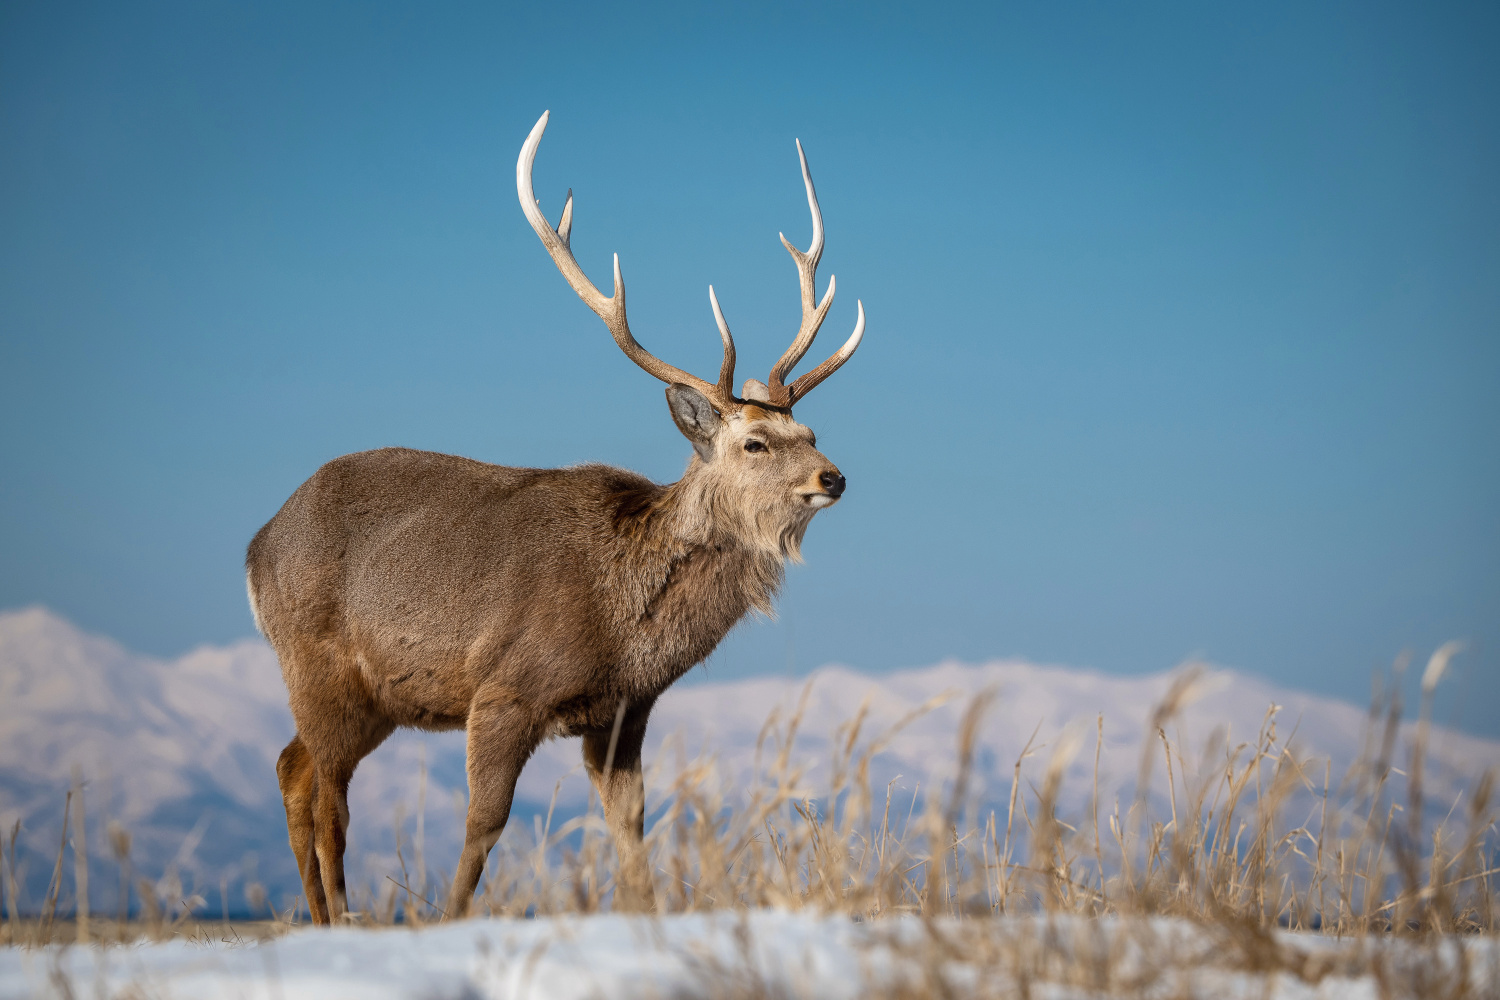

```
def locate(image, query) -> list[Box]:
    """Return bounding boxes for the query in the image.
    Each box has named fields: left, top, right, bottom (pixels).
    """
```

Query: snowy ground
left=3, top=911, right=1495, bottom=1000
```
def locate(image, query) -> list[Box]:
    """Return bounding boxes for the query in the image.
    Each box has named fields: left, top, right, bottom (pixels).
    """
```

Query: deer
left=245, top=110, right=866, bottom=923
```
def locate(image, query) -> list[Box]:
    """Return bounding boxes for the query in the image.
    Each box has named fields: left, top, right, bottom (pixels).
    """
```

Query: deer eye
left=744, top=439, right=768, bottom=454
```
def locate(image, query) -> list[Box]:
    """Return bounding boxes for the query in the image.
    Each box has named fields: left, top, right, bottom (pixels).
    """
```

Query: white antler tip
left=792, top=139, right=822, bottom=260
left=844, top=300, right=866, bottom=353
left=518, top=113, right=554, bottom=227
left=708, top=284, right=733, bottom=348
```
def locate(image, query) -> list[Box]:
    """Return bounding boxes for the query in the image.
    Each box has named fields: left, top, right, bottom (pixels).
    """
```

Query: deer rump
left=250, top=111, right=863, bottom=924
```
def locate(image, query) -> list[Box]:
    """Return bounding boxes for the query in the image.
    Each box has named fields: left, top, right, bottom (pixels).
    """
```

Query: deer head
left=516, top=111, right=865, bottom=558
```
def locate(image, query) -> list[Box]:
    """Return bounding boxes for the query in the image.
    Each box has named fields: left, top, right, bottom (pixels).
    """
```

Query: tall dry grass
left=443, top=660, right=1496, bottom=941
left=2, top=654, right=1495, bottom=953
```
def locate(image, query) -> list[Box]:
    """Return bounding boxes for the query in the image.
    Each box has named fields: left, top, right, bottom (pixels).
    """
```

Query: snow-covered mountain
left=2, top=606, right=1494, bottom=913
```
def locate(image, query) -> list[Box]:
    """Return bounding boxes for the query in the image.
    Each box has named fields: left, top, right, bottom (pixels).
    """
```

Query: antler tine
left=517, top=111, right=733, bottom=407
left=792, top=138, right=824, bottom=264
left=558, top=188, right=574, bottom=245
left=765, top=139, right=860, bottom=408
left=707, top=286, right=738, bottom=401
left=786, top=300, right=864, bottom=406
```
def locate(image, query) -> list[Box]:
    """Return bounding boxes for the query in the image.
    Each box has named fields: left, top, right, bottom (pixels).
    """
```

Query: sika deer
left=246, top=111, right=865, bottom=922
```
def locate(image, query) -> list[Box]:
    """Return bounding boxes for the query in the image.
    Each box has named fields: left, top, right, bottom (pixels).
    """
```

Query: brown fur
left=248, top=404, right=844, bottom=921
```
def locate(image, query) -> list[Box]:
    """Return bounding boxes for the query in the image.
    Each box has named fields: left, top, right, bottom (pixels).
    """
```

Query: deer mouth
left=804, top=493, right=839, bottom=509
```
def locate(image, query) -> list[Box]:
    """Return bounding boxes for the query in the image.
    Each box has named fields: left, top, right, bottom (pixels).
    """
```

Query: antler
left=763, top=140, right=866, bottom=409
left=518, top=113, right=863, bottom=414
left=517, top=111, right=738, bottom=409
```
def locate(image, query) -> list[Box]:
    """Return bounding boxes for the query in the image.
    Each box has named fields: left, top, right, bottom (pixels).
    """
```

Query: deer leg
left=280, top=642, right=394, bottom=925
left=583, top=711, right=656, bottom=913
left=310, top=761, right=358, bottom=922
left=445, top=694, right=541, bottom=919
left=304, top=718, right=394, bottom=923
left=276, top=735, right=329, bottom=923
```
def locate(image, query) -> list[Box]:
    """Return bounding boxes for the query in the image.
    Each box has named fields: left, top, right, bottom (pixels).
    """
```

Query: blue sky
left=2, top=2, right=1496, bottom=735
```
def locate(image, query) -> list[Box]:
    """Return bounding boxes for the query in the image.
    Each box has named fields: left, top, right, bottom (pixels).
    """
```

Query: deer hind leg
left=309, top=759, right=357, bottom=922
left=583, top=708, right=656, bottom=914
left=284, top=671, right=394, bottom=924
left=276, top=736, right=329, bottom=923
left=302, top=716, right=394, bottom=924
left=444, top=692, right=542, bottom=919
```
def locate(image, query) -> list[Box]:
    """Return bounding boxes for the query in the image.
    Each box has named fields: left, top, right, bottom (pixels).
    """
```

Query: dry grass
left=3, top=654, right=1497, bottom=995
left=437, top=661, right=1496, bottom=939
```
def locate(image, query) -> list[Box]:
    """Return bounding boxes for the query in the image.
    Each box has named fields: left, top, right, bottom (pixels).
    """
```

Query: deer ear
left=666, top=384, right=722, bottom=461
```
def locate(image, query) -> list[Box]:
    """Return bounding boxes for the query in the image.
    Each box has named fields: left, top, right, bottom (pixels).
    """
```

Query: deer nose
left=819, top=471, right=846, bottom=497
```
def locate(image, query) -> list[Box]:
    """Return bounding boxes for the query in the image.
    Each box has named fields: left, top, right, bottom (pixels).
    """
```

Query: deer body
left=251, top=112, right=865, bottom=922
left=251, top=448, right=787, bottom=734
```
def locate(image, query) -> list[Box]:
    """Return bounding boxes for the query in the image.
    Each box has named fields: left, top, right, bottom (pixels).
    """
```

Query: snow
left=2, top=911, right=1494, bottom=999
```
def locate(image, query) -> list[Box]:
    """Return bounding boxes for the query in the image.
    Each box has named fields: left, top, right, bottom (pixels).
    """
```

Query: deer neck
left=603, top=468, right=787, bottom=690
left=648, top=470, right=787, bottom=610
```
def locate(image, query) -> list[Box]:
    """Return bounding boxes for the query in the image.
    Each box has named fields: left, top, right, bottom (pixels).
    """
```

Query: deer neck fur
left=599, top=458, right=810, bottom=694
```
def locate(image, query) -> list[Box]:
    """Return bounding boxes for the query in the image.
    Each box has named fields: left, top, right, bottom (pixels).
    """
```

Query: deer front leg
left=446, top=693, right=541, bottom=919
left=583, top=711, right=656, bottom=913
